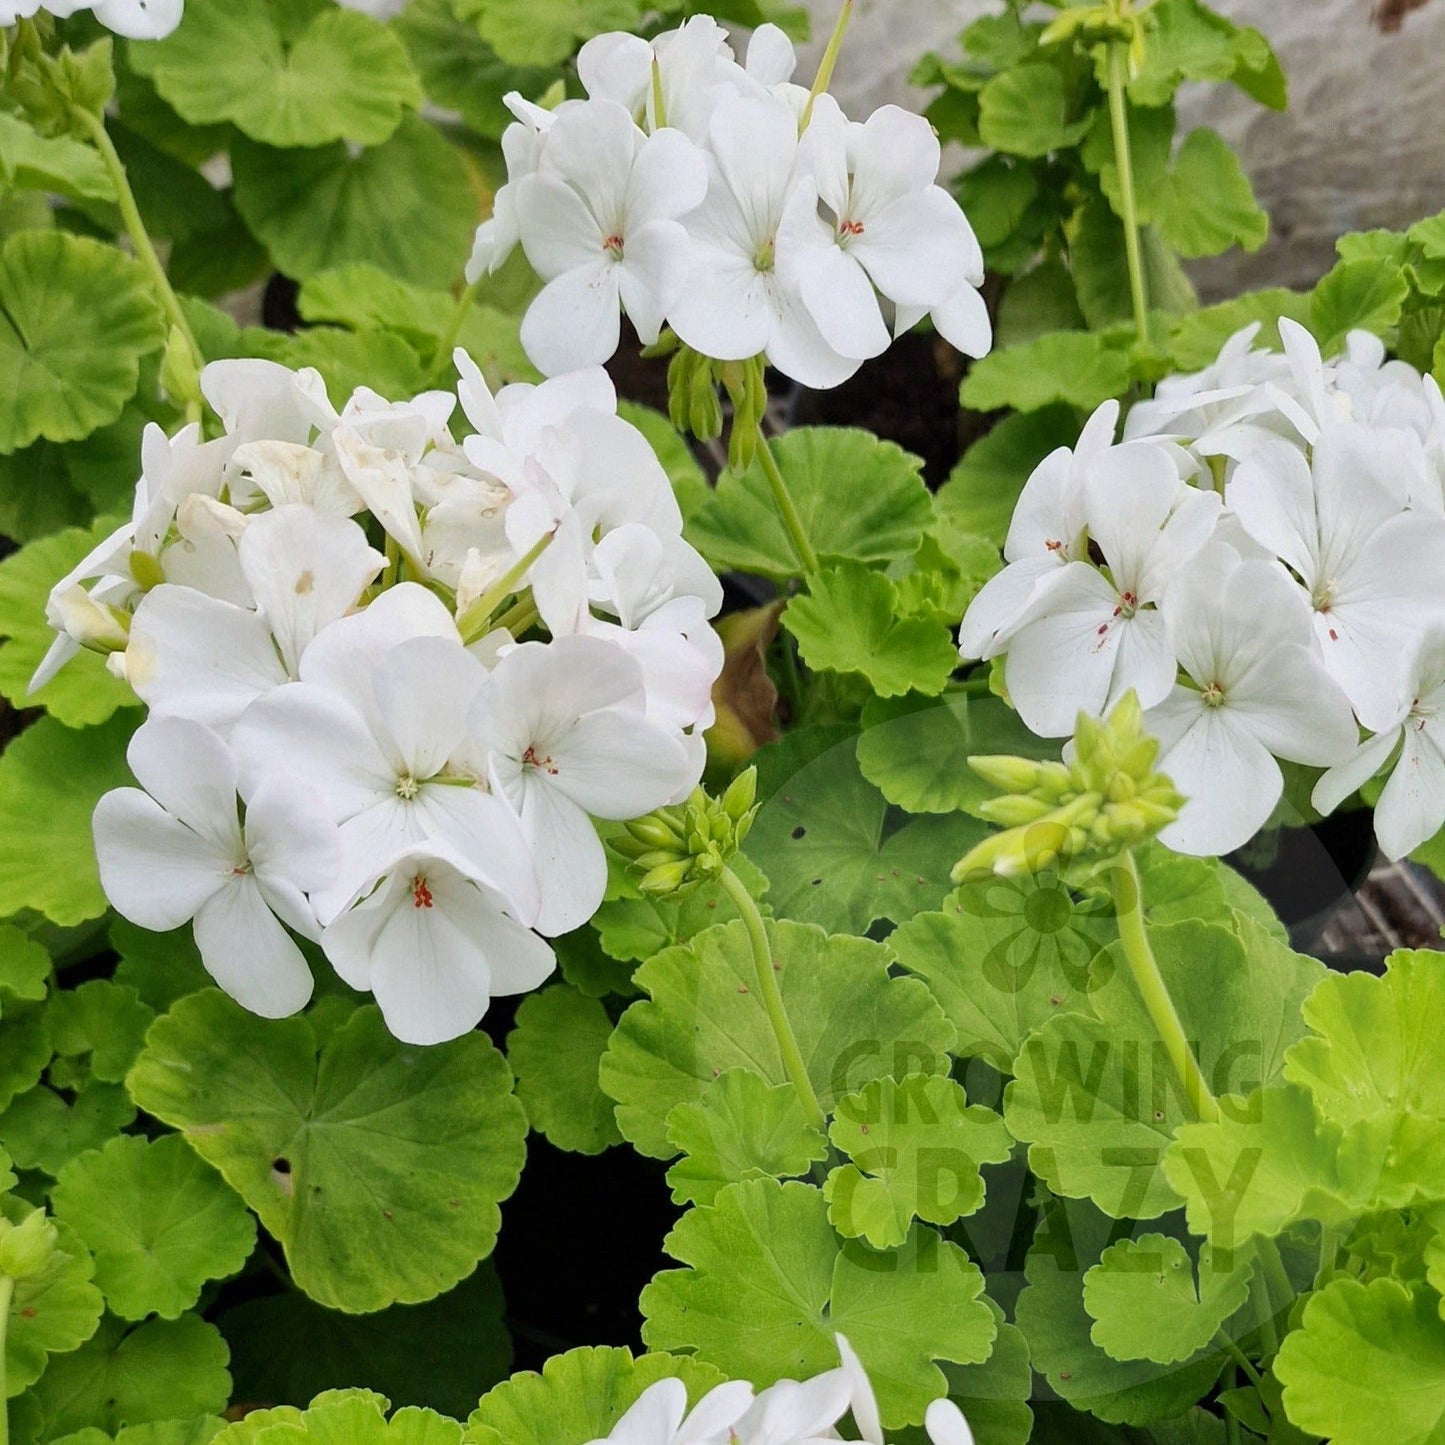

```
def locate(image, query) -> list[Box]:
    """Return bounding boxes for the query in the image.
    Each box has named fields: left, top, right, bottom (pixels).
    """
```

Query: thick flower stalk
left=40, top=351, right=727, bottom=1046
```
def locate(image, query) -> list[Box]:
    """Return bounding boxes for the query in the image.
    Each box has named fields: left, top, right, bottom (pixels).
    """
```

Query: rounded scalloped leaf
left=640, top=1177, right=996, bottom=1430
left=599, top=917, right=954, bottom=1159
left=4, top=1200, right=105, bottom=1397
left=1275, top=1277, right=1445, bottom=1445
left=48, top=979, right=156, bottom=1086
left=49, top=1421, right=226, bottom=1445
left=466, top=1347, right=729, bottom=1445
left=685, top=429, right=934, bottom=581
left=52, top=1134, right=257, bottom=1321
left=742, top=728, right=988, bottom=935
left=0, top=922, right=49, bottom=1012
left=232, top=119, right=475, bottom=288
left=125, top=992, right=528, bottom=1313
left=0, top=714, right=138, bottom=927
left=147, top=0, right=421, bottom=148
left=0, top=231, right=165, bottom=454
left=24, top=1313, right=232, bottom=1439
left=218, top=1391, right=462, bottom=1444
left=0, top=1082, right=137, bottom=1177
left=0, top=520, right=141, bottom=727
left=507, top=985, right=622, bottom=1156
left=0, top=1006, right=50, bottom=1114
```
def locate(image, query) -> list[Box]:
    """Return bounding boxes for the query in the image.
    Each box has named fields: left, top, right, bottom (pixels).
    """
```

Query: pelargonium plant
left=2, top=1, right=1445, bottom=1444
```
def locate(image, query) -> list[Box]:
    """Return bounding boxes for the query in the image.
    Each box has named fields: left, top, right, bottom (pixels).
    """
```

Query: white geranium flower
left=320, top=842, right=554, bottom=1046
left=515, top=99, right=707, bottom=374
left=726, top=1372, right=850, bottom=1445
left=1229, top=421, right=1445, bottom=730
left=585, top=1376, right=754, bottom=1445
left=1147, top=543, right=1359, bottom=856
left=668, top=93, right=858, bottom=390
left=789, top=97, right=985, bottom=362
left=466, top=96, right=564, bottom=284
left=998, top=443, right=1221, bottom=737
left=959, top=400, right=1119, bottom=660
left=93, top=717, right=338, bottom=1018
left=230, top=585, right=541, bottom=925
left=464, top=635, right=697, bottom=936
left=123, top=507, right=385, bottom=735
left=1315, top=627, right=1445, bottom=860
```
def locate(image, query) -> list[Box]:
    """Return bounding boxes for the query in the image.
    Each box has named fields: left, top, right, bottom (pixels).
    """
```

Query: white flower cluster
left=962, top=319, right=1445, bottom=860
left=39, top=353, right=723, bottom=1044
left=589, top=1337, right=972, bottom=1445
left=0, top=0, right=396, bottom=40
left=468, top=15, right=990, bottom=387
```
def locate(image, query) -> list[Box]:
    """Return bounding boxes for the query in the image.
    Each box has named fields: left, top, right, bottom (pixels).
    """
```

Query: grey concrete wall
left=800, top=0, right=1445, bottom=294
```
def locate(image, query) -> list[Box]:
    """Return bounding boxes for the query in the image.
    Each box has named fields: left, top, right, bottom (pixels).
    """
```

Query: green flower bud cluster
left=612, top=769, right=759, bottom=897
left=952, top=692, right=1184, bottom=882
left=652, top=336, right=769, bottom=473
left=0, top=1207, right=58, bottom=1280
left=1041, top=0, right=1150, bottom=74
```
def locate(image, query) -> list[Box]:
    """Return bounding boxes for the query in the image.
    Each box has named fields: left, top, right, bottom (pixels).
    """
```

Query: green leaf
left=784, top=565, right=958, bottom=699
left=216, top=1391, right=461, bottom=1445
left=0, top=112, right=115, bottom=206
left=1165, top=288, right=1310, bottom=370
left=0, top=440, right=94, bottom=545
left=52, top=1135, right=256, bottom=1322
left=1005, top=917, right=1323, bottom=1218
left=1155, top=129, right=1268, bottom=259
left=1311, top=258, right=1410, bottom=353
left=395, top=0, right=552, bottom=140
left=0, top=714, right=137, bottom=927
left=1127, top=0, right=1285, bottom=109
left=742, top=731, right=988, bottom=935
left=664, top=1068, right=827, bottom=1207
left=466, top=1347, right=728, bottom=1445
left=1080, top=104, right=1174, bottom=224
left=825, top=1074, right=1012, bottom=1249
left=232, top=118, right=474, bottom=288
left=1067, top=195, right=1197, bottom=328
left=616, top=403, right=709, bottom=522
left=640, top=1178, right=996, bottom=1429
left=220, top=1268, right=510, bottom=1421
left=0, top=230, right=165, bottom=454
left=5, top=1202, right=105, bottom=1398
left=0, top=923, right=49, bottom=1012
left=961, top=331, right=1135, bottom=414
left=147, top=0, right=420, bottom=148
left=928, top=1304, right=1034, bottom=1445
left=1164, top=1082, right=1373, bottom=1251
left=856, top=691, right=1055, bottom=817
left=1275, top=1278, right=1445, bottom=1445
left=994, top=258, right=1086, bottom=350
left=0, top=1007, right=50, bottom=1114
left=933, top=405, right=1080, bottom=549
left=685, top=429, right=932, bottom=581
left=507, top=985, right=622, bottom=1156
left=956, top=156, right=1046, bottom=268
left=269, top=328, right=428, bottom=407
left=599, top=918, right=953, bottom=1160
left=455, top=0, right=646, bottom=68
left=1082, top=1234, right=1253, bottom=1366
left=50, top=1422, right=227, bottom=1445
left=24, top=1313, right=231, bottom=1439
left=49, top=980, right=155, bottom=1086
left=110, top=921, right=210, bottom=1014
left=1015, top=1198, right=1225, bottom=1426
left=0, top=520, right=141, bottom=726
left=890, top=877, right=1115, bottom=1073
left=977, top=64, right=1091, bottom=158
left=126, top=992, right=527, bottom=1313
left=0, top=1082, right=137, bottom=1177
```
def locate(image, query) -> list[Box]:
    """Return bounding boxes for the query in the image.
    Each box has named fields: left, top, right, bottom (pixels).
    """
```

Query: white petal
left=1375, top=724, right=1445, bottom=860
left=796, top=244, right=890, bottom=361
left=125, top=716, right=241, bottom=857
left=505, top=770, right=609, bottom=937
left=548, top=709, right=693, bottom=818
left=669, top=244, right=774, bottom=362
left=617, top=219, right=693, bottom=346
left=765, top=277, right=862, bottom=390
left=930, top=282, right=992, bottom=359
left=244, top=780, right=343, bottom=901
left=516, top=171, right=611, bottom=280
left=1226, top=440, right=1320, bottom=581
left=835, top=1334, right=883, bottom=1445
left=628, top=126, right=708, bottom=221
left=126, top=587, right=288, bottom=735
left=602, top=1378, right=686, bottom=1445
left=92, top=789, right=231, bottom=931
left=298, top=582, right=459, bottom=696
left=849, top=186, right=972, bottom=309
left=412, top=784, right=542, bottom=928
left=925, top=1399, right=976, bottom=1445
left=331, top=427, right=425, bottom=563
left=1314, top=725, right=1403, bottom=819
left=238, top=507, right=384, bottom=675
left=1152, top=696, right=1284, bottom=856
left=193, top=877, right=314, bottom=1018
left=369, top=636, right=488, bottom=779
left=678, top=1381, right=755, bottom=1445
left=522, top=262, right=623, bottom=375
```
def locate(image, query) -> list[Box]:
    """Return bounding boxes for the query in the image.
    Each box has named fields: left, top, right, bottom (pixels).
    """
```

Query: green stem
left=0, top=1274, right=12, bottom=1445
left=457, top=530, right=554, bottom=643
left=719, top=864, right=826, bottom=1134
left=1216, top=1331, right=1263, bottom=1389
left=1104, top=40, right=1150, bottom=347
left=1316, top=1223, right=1341, bottom=1284
left=753, top=426, right=820, bottom=576
left=1113, top=849, right=1220, bottom=1124
left=801, top=0, right=855, bottom=132
left=494, top=596, right=540, bottom=638
left=73, top=106, right=204, bottom=416
left=428, top=274, right=484, bottom=381
left=1257, top=1237, right=1295, bottom=1352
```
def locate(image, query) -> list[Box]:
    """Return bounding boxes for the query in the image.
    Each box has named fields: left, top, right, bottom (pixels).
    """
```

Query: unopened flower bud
left=639, top=859, right=693, bottom=896
left=52, top=585, right=129, bottom=652
left=722, top=768, right=757, bottom=823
